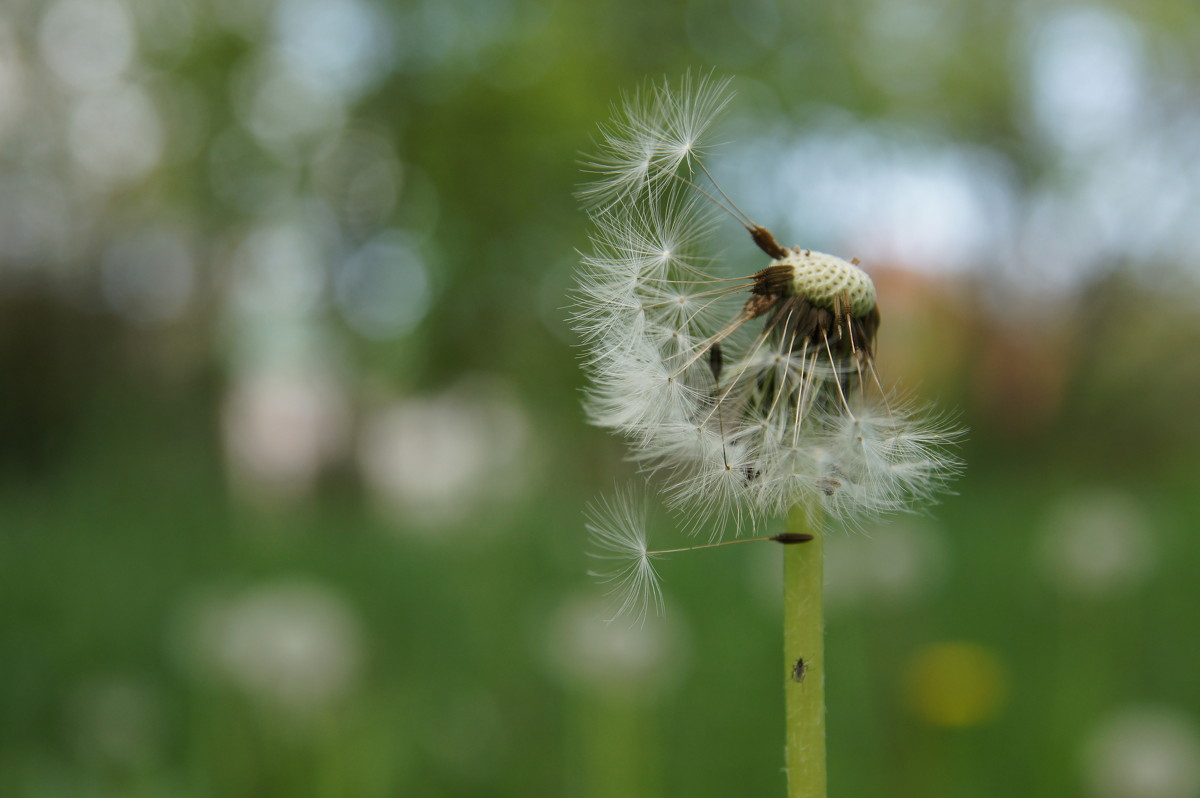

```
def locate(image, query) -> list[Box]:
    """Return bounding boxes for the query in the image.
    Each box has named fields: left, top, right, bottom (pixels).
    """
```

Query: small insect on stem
left=792, top=657, right=807, bottom=683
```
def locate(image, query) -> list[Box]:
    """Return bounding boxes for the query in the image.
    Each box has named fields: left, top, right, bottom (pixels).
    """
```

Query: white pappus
left=573, top=73, right=963, bottom=621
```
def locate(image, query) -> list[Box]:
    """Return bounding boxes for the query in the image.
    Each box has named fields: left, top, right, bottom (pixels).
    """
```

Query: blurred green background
left=3, top=0, right=1200, bottom=796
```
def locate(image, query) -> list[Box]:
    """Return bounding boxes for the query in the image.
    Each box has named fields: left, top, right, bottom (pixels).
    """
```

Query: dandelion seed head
left=775, top=248, right=878, bottom=316
left=573, top=72, right=962, bottom=607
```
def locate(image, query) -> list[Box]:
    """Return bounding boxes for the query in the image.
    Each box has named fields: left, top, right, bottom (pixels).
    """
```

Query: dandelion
left=572, top=73, right=963, bottom=798
left=575, top=73, right=960, bottom=549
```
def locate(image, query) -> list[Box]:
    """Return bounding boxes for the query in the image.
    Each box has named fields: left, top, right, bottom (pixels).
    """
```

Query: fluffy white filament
left=585, top=489, right=665, bottom=625
left=575, top=74, right=962, bottom=619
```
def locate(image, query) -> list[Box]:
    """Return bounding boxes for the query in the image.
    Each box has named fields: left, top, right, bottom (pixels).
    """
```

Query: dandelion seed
left=579, top=72, right=733, bottom=210
left=583, top=486, right=818, bottom=621
left=585, top=489, right=665, bottom=625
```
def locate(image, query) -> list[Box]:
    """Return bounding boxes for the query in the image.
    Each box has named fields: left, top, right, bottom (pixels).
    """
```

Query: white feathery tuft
left=574, top=73, right=964, bottom=612
left=661, top=435, right=763, bottom=538
left=585, top=489, right=665, bottom=625
left=578, top=72, right=734, bottom=211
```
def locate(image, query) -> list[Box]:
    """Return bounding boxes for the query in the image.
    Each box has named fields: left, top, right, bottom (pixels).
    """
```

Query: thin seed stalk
left=783, top=503, right=825, bottom=798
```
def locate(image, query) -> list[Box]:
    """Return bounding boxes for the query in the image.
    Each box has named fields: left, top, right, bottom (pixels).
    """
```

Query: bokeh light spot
left=0, top=17, right=25, bottom=143
left=1036, top=488, right=1157, bottom=599
left=543, top=596, right=689, bottom=699
left=824, top=519, right=949, bottom=609
left=240, top=60, right=346, bottom=156
left=101, top=225, right=195, bottom=326
left=356, top=378, right=530, bottom=529
left=176, top=580, right=365, bottom=716
left=1081, top=706, right=1200, bottom=798
left=39, top=0, right=135, bottom=92
left=230, top=221, right=329, bottom=318
left=65, top=677, right=163, bottom=766
left=273, top=0, right=393, bottom=96
left=222, top=370, right=350, bottom=497
left=1026, top=7, right=1145, bottom=153
left=68, top=83, right=163, bottom=185
left=334, top=231, right=430, bottom=340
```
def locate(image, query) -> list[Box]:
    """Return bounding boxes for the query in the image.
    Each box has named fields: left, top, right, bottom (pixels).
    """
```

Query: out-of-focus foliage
left=3, top=0, right=1200, bottom=796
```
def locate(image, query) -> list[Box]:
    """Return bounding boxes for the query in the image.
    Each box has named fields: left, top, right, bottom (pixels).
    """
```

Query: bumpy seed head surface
left=778, top=249, right=876, bottom=316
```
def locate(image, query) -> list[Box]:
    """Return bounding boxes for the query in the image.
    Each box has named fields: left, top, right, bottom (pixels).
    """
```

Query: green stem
left=784, top=504, right=826, bottom=798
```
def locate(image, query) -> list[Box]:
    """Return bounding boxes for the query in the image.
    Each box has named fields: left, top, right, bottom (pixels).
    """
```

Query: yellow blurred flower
left=902, top=641, right=1007, bottom=728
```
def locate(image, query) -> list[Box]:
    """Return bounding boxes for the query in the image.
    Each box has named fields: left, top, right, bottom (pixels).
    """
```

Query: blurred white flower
left=38, top=0, right=135, bottom=93
left=239, top=59, right=346, bottom=156
left=68, top=82, right=163, bottom=186
left=356, top=377, right=530, bottom=530
left=0, top=18, right=26, bottom=143
left=1081, top=706, right=1200, bottom=798
left=543, top=595, right=688, bottom=699
left=179, top=580, right=365, bottom=715
left=824, top=519, right=949, bottom=609
left=1036, top=488, right=1157, bottom=598
left=228, top=221, right=329, bottom=318
left=334, top=230, right=431, bottom=340
left=222, top=369, right=350, bottom=499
